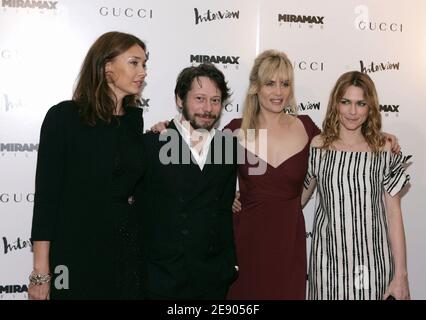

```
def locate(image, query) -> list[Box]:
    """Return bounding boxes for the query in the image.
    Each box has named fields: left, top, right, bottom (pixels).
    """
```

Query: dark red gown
left=224, top=115, right=320, bottom=300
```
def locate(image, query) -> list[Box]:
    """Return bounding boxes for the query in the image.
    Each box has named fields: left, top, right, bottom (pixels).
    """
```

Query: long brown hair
left=72, top=31, right=146, bottom=126
left=321, top=71, right=385, bottom=152
left=241, top=50, right=297, bottom=136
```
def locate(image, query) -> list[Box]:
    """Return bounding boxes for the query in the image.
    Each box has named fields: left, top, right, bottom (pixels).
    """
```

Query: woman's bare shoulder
left=310, top=134, right=324, bottom=148
left=382, top=139, right=392, bottom=152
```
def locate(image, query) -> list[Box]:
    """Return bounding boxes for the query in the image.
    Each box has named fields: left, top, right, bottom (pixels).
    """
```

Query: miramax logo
left=1, top=143, right=38, bottom=158
left=1, top=143, right=38, bottom=152
left=190, top=54, right=240, bottom=70
left=278, top=13, right=325, bottom=29
left=1, top=0, right=58, bottom=10
left=380, top=104, right=400, bottom=117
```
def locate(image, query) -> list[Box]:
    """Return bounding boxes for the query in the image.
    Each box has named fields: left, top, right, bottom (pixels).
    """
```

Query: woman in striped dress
left=302, top=71, right=411, bottom=300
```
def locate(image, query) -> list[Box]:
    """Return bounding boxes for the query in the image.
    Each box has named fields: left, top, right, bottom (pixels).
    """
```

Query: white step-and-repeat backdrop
left=1, top=0, right=425, bottom=299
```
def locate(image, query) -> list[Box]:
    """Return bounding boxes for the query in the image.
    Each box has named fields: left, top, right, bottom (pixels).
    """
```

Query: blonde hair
left=321, top=71, right=385, bottom=152
left=241, top=50, right=296, bottom=136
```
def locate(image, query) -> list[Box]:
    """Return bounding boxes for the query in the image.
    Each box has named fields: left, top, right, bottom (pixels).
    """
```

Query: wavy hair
left=321, top=71, right=385, bottom=152
left=72, top=31, right=146, bottom=126
left=241, top=50, right=296, bottom=137
left=174, top=62, right=231, bottom=104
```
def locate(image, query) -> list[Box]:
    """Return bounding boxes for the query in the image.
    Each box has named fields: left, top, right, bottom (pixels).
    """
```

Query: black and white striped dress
left=304, top=148, right=411, bottom=300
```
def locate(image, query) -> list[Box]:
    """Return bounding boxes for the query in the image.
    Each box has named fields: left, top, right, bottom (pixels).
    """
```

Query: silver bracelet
left=29, top=271, right=52, bottom=286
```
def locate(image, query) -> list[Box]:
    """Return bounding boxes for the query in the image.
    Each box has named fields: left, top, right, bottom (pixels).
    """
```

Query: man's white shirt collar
left=173, top=114, right=216, bottom=170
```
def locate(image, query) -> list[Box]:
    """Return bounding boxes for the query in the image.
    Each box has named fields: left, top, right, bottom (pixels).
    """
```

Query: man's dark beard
left=182, top=104, right=220, bottom=131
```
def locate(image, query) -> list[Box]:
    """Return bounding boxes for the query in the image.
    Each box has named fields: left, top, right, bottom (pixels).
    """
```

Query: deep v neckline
left=240, top=116, right=310, bottom=169
left=243, top=142, right=309, bottom=169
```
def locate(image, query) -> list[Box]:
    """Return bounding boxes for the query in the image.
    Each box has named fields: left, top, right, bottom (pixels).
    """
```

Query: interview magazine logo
left=2, top=236, right=32, bottom=255
left=298, top=101, right=321, bottom=112
left=360, top=60, right=400, bottom=74
left=194, top=8, right=240, bottom=25
left=0, top=93, right=26, bottom=112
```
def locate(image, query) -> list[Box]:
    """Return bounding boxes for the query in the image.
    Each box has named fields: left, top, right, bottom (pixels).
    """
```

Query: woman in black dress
left=28, top=31, right=147, bottom=299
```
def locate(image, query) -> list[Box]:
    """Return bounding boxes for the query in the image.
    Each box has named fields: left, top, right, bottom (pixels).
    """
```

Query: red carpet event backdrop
left=0, top=0, right=425, bottom=299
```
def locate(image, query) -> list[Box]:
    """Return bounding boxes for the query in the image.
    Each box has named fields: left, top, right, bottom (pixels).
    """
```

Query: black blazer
left=31, top=100, right=145, bottom=299
left=136, top=121, right=238, bottom=299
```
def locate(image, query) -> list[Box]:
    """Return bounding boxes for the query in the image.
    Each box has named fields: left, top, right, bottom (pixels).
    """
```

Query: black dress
left=31, top=100, right=144, bottom=299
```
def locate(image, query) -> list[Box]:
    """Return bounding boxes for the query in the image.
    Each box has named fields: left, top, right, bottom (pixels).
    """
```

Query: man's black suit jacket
left=136, top=121, right=238, bottom=299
